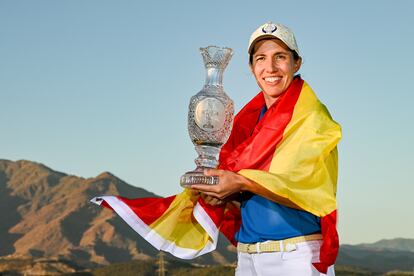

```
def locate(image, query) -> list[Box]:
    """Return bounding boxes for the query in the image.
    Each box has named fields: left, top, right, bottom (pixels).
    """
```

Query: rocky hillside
left=0, top=159, right=236, bottom=270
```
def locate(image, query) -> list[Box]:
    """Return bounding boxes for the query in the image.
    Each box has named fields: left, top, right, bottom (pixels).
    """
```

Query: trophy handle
left=180, top=172, right=219, bottom=187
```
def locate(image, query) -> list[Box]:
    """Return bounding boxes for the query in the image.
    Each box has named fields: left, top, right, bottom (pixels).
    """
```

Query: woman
left=92, top=21, right=341, bottom=276
left=191, top=22, right=341, bottom=276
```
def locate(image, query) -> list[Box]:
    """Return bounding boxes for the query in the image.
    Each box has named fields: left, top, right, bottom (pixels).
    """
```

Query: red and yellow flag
left=91, top=76, right=341, bottom=273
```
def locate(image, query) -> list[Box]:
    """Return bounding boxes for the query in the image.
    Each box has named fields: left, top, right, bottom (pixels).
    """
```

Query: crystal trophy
left=180, top=46, right=234, bottom=187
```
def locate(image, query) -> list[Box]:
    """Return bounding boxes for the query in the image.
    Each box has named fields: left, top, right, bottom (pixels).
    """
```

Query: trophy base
left=180, top=170, right=219, bottom=187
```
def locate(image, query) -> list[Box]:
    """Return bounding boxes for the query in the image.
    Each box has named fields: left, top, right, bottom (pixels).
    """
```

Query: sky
left=1, top=0, right=413, bottom=245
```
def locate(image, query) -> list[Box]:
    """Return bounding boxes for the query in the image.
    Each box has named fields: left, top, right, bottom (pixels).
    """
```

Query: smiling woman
left=191, top=21, right=341, bottom=276
left=92, top=21, right=341, bottom=276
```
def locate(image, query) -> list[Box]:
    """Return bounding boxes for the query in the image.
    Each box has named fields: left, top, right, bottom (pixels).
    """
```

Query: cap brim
left=248, top=34, right=280, bottom=54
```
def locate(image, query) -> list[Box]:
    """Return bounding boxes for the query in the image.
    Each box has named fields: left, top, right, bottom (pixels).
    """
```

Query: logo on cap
left=262, top=22, right=277, bottom=34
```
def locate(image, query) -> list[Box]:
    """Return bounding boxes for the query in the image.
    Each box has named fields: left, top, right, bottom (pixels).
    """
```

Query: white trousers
left=235, top=240, right=335, bottom=276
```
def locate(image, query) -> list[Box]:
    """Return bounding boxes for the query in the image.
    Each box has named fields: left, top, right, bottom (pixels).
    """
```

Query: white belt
left=237, top=233, right=323, bottom=254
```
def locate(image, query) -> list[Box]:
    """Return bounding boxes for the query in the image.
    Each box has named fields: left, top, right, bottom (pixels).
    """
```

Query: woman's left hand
left=191, top=169, right=249, bottom=199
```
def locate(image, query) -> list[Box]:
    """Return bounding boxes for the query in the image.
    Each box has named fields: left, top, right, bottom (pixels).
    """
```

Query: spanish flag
left=91, top=76, right=341, bottom=273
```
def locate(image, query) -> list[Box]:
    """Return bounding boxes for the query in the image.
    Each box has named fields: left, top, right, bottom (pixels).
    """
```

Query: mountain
left=0, top=159, right=236, bottom=270
left=338, top=243, right=414, bottom=274
left=357, top=238, right=414, bottom=253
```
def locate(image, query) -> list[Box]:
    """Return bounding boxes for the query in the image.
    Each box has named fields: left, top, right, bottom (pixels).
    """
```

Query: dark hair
left=249, top=49, right=300, bottom=65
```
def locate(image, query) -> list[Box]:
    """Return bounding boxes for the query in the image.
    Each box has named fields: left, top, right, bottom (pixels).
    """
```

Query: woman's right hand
left=200, top=193, right=226, bottom=206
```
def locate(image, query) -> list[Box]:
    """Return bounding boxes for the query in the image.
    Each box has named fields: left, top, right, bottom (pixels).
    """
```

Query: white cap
left=248, top=22, right=299, bottom=56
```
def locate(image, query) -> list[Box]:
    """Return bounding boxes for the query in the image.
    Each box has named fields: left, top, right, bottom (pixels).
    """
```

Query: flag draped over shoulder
left=91, top=76, right=341, bottom=273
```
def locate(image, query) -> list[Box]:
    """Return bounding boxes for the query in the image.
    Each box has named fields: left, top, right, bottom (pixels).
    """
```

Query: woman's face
left=251, top=39, right=301, bottom=107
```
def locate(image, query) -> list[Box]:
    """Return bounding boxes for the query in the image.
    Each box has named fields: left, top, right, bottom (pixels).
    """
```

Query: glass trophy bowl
left=180, top=46, right=234, bottom=187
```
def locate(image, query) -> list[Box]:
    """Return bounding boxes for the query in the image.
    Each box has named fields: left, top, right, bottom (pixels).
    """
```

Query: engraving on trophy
left=180, top=46, right=234, bottom=187
left=194, top=98, right=226, bottom=131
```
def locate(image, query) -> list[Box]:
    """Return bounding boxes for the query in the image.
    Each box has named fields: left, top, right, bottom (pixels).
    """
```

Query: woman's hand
left=191, top=169, right=251, bottom=199
left=200, top=193, right=226, bottom=206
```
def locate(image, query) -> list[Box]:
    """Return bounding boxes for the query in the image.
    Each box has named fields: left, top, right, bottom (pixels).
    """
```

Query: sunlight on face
left=251, top=39, right=301, bottom=107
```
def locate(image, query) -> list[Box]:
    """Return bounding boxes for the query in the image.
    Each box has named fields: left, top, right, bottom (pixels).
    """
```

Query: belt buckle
left=246, top=243, right=256, bottom=254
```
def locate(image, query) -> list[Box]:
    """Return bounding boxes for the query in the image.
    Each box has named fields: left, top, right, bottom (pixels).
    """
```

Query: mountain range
left=0, top=159, right=413, bottom=275
left=0, top=159, right=235, bottom=270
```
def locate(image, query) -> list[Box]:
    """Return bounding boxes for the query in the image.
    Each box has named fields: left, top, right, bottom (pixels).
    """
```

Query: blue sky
left=1, top=0, right=413, bottom=245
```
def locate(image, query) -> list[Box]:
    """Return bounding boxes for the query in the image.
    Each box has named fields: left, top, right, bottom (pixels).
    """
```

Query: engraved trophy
left=180, top=46, right=234, bottom=187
